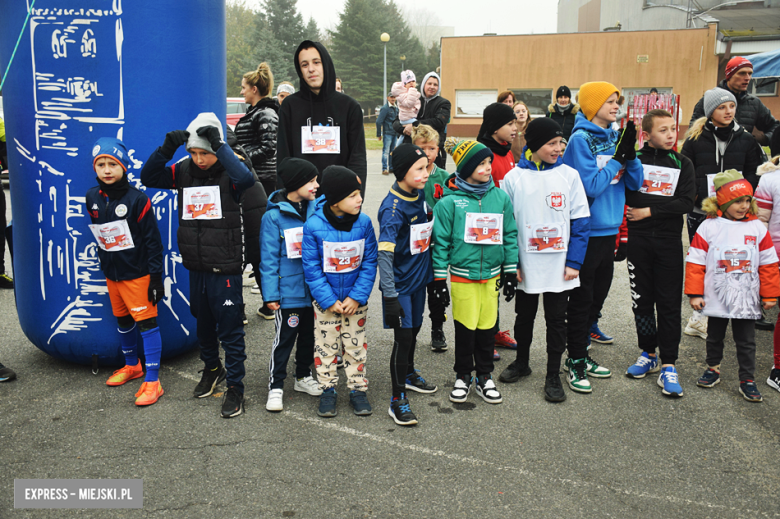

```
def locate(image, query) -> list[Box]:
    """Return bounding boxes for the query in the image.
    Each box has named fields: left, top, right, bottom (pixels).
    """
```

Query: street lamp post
left=400, top=54, right=406, bottom=73
left=381, top=32, right=389, bottom=107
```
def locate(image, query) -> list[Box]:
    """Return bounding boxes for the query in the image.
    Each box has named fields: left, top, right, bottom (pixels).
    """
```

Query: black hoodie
left=276, top=41, right=367, bottom=192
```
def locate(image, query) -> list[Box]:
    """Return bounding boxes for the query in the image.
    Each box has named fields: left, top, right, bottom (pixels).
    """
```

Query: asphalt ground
left=2, top=150, right=780, bottom=518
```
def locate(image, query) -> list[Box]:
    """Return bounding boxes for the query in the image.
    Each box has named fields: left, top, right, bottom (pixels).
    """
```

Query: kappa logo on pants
left=223, top=300, right=235, bottom=306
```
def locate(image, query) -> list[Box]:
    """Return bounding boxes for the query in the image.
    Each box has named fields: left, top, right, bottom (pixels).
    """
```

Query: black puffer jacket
left=690, top=79, right=779, bottom=141
left=234, top=97, right=278, bottom=183
left=681, top=121, right=763, bottom=209
left=546, top=102, right=580, bottom=140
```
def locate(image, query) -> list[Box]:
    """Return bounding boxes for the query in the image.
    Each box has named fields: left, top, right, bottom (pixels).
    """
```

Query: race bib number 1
left=597, top=154, right=624, bottom=185
left=89, top=219, right=135, bottom=252
left=464, top=213, right=503, bottom=245
left=410, top=220, right=434, bottom=255
left=183, top=186, right=222, bottom=220
left=525, top=223, right=567, bottom=253
left=323, top=239, right=365, bottom=273
left=283, top=227, right=304, bottom=259
left=640, top=165, right=680, bottom=196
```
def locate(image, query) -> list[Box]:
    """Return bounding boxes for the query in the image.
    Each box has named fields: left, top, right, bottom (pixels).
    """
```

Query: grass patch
left=364, top=124, right=385, bottom=151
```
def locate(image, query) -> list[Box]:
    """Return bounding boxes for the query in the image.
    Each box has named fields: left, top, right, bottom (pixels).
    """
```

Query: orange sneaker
left=106, top=361, right=144, bottom=386
left=135, top=381, right=164, bottom=406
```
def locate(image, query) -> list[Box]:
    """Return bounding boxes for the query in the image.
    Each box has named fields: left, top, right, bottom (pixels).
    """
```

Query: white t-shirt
left=686, top=217, right=778, bottom=319
left=502, top=163, right=590, bottom=294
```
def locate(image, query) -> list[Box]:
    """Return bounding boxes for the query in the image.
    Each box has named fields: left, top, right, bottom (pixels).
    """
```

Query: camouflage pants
left=313, top=301, right=368, bottom=391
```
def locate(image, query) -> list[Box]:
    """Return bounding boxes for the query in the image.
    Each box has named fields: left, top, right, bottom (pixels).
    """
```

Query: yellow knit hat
left=578, top=81, right=620, bottom=121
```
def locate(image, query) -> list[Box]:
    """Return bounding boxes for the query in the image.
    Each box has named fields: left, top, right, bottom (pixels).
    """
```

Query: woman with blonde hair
left=511, top=101, right=529, bottom=162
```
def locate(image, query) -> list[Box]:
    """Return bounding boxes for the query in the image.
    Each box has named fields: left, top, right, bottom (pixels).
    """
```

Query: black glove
left=383, top=297, right=405, bottom=329
left=614, top=243, right=627, bottom=262
left=431, top=279, right=450, bottom=308
left=615, top=121, right=637, bottom=163
left=196, top=126, right=223, bottom=153
left=160, top=130, right=189, bottom=159
left=500, top=272, right=516, bottom=302
left=148, top=274, right=165, bottom=305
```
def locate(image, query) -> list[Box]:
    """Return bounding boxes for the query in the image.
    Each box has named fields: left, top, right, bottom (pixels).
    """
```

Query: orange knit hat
left=578, top=81, right=620, bottom=121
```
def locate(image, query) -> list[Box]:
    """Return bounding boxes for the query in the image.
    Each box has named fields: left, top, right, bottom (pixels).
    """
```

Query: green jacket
left=423, top=164, right=449, bottom=210
left=432, top=174, right=518, bottom=281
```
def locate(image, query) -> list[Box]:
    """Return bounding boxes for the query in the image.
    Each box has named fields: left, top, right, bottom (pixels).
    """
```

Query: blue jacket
left=563, top=113, right=643, bottom=237
left=86, top=185, right=163, bottom=282
left=260, top=190, right=316, bottom=309
left=376, top=102, right=398, bottom=138
left=302, top=196, right=378, bottom=309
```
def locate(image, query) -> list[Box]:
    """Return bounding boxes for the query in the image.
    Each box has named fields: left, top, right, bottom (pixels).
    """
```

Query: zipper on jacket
left=478, top=198, right=484, bottom=279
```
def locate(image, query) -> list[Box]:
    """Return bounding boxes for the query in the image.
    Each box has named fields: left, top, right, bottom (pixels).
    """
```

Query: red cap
left=725, top=56, right=752, bottom=80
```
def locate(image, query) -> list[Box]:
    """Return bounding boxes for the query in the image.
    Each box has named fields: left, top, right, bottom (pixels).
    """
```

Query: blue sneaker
left=697, top=368, right=720, bottom=388
left=317, top=388, right=337, bottom=417
left=349, top=390, right=373, bottom=416
left=739, top=380, right=763, bottom=402
left=657, top=366, right=683, bottom=397
left=625, top=352, right=660, bottom=379
left=388, top=393, right=418, bottom=426
left=589, top=322, right=614, bottom=344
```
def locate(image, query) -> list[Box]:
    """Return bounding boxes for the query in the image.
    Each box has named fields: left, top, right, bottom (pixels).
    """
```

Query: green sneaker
left=584, top=355, right=612, bottom=378
left=564, top=358, right=592, bottom=393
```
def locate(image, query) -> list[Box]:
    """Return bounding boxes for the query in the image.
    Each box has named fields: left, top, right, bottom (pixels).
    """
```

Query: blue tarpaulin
left=750, top=47, right=780, bottom=80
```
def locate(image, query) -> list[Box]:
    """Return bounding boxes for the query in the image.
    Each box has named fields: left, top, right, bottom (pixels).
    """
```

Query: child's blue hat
left=92, top=137, right=130, bottom=172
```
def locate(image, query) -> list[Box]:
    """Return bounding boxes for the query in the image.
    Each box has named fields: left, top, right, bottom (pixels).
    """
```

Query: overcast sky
left=251, top=0, right=558, bottom=37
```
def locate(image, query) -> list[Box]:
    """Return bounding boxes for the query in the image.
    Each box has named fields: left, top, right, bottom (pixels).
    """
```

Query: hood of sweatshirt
left=516, top=147, right=563, bottom=171
left=758, top=157, right=780, bottom=176
left=570, top=112, right=619, bottom=146
left=421, top=71, right=441, bottom=100
left=293, top=41, right=337, bottom=102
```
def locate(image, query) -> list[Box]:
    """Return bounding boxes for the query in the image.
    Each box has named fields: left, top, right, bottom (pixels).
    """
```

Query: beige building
left=441, top=23, right=779, bottom=139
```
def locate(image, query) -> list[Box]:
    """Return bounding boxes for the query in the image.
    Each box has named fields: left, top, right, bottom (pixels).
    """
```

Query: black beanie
left=391, top=144, right=427, bottom=182
left=278, top=158, right=319, bottom=193
left=556, top=85, right=571, bottom=99
left=320, top=165, right=362, bottom=206
left=525, top=118, right=564, bottom=153
left=477, top=103, right=516, bottom=140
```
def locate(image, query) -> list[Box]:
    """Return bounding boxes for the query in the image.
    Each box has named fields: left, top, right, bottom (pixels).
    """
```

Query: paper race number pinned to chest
left=640, top=165, right=680, bottom=196
left=410, top=220, right=434, bottom=255
left=525, top=223, right=567, bottom=253
left=302, top=118, right=340, bottom=154
left=89, top=219, right=135, bottom=252
left=464, top=213, right=503, bottom=245
left=283, top=227, right=304, bottom=259
left=597, top=155, right=624, bottom=185
left=183, top=186, right=222, bottom=220
left=715, top=246, right=754, bottom=274
left=323, top=239, right=365, bottom=273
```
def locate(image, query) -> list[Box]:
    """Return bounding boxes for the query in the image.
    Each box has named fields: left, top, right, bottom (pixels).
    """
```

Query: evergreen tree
left=244, top=11, right=290, bottom=88
left=263, top=0, right=306, bottom=82
left=304, top=17, right=321, bottom=43
left=226, top=0, right=256, bottom=97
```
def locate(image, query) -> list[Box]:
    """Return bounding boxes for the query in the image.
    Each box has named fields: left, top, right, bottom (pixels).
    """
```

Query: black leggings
left=390, top=326, right=421, bottom=397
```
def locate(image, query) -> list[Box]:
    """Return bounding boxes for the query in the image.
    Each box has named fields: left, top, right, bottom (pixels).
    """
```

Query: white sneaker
left=449, top=377, right=471, bottom=403
left=684, top=314, right=708, bottom=340
left=294, top=375, right=323, bottom=396
left=266, top=388, right=283, bottom=412
left=476, top=377, right=503, bottom=404
left=250, top=284, right=261, bottom=294
left=242, top=269, right=255, bottom=287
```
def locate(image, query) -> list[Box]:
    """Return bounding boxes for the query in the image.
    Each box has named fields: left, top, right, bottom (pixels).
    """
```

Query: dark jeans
left=514, top=289, right=570, bottom=374
left=268, top=307, right=315, bottom=390
left=567, top=235, right=616, bottom=359
left=381, top=133, right=396, bottom=172
left=390, top=326, right=421, bottom=397
left=706, top=317, right=756, bottom=381
left=627, top=234, right=683, bottom=365
left=190, top=271, right=247, bottom=392
left=453, top=321, right=494, bottom=376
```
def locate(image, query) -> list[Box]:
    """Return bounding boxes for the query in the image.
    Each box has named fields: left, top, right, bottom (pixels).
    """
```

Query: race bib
left=182, top=186, right=222, bottom=220
left=283, top=227, right=304, bottom=259
left=715, top=245, right=754, bottom=274
left=597, top=154, right=624, bottom=185
left=525, top=223, right=567, bottom=253
left=301, top=120, right=340, bottom=154
left=464, top=213, right=503, bottom=245
left=640, top=165, right=680, bottom=196
left=323, top=239, right=365, bottom=273
left=89, top=219, right=135, bottom=252
left=410, top=219, right=433, bottom=255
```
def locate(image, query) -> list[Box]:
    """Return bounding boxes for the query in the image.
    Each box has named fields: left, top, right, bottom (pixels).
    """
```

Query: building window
left=509, top=89, right=553, bottom=116
left=748, top=79, right=777, bottom=97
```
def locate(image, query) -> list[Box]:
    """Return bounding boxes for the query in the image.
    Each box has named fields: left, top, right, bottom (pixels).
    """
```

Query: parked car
left=227, top=97, right=249, bottom=129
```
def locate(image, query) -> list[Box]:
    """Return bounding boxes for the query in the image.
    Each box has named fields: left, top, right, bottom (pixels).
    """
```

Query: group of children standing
left=85, top=78, right=780, bottom=424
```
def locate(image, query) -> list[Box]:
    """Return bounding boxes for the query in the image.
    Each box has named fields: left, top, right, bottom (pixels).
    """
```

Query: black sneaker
left=221, top=386, right=245, bottom=418
left=544, top=372, right=566, bottom=402
left=767, top=368, right=780, bottom=393
left=431, top=327, right=448, bottom=352
left=257, top=304, right=274, bottom=320
left=193, top=364, right=227, bottom=398
left=739, top=380, right=763, bottom=402
left=405, top=369, right=438, bottom=393
left=475, top=374, right=502, bottom=404
left=498, top=360, right=532, bottom=383
left=0, top=273, right=13, bottom=289
left=0, top=362, right=17, bottom=382
left=318, top=388, right=337, bottom=417
left=755, top=315, right=775, bottom=331
left=388, top=393, right=418, bottom=426
left=349, top=390, right=373, bottom=416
